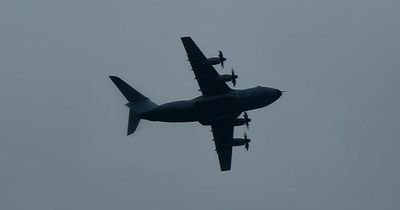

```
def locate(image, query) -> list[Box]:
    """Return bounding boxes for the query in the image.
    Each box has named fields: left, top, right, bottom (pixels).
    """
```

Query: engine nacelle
left=233, top=118, right=251, bottom=126
left=218, top=74, right=238, bottom=82
left=232, top=138, right=250, bottom=147
left=203, top=57, right=222, bottom=66
left=203, top=51, right=226, bottom=67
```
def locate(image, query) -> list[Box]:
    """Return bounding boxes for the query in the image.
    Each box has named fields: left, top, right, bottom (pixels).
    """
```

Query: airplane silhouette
left=109, top=36, right=283, bottom=171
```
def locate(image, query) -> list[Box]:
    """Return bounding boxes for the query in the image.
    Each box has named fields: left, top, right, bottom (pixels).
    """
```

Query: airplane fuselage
left=109, top=36, right=284, bottom=171
left=140, top=86, right=282, bottom=125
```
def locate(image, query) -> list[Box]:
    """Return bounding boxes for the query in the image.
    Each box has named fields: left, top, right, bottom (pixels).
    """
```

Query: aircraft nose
left=266, top=89, right=282, bottom=105
left=273, top=88, right=282, bottom=99
left=263, top=87, right=283, bottom=104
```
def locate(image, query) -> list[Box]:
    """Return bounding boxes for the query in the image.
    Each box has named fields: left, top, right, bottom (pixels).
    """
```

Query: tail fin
left=128, top=109, right=140, bottom=135
left=109, top=76, right=157, bottom=135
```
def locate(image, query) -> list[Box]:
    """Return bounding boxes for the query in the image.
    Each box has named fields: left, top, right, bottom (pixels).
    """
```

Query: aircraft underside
left=109, top=36, right=283, bottom=171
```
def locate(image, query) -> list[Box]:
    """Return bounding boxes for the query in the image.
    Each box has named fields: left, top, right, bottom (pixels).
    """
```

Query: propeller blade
left=231, top=68, right=236, bottom=86
left=218, top=50, right=225, bottom=68
left=244, top=132, right=250, bottom=151
left=243, top=112, right=249, bottom=129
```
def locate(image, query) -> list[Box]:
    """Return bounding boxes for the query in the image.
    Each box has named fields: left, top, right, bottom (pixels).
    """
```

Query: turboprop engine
left=203, top=50, right=226, bottom=68
left=217, top=68, right=238, bottom=86
left=233, top=118, right=251, bottom=127
left=233, top=112, right=250, bottom=128
left=232, top=133, right=251, bottom=150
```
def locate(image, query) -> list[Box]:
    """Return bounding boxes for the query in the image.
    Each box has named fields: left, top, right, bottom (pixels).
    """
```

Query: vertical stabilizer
left=109, top=76, right=157, bottom=135
left=128, top=109, right=140, bottom=135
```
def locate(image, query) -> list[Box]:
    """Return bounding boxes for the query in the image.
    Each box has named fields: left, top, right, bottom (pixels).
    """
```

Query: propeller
left=218, top=50, right=226, bottom=68
left=244, top=132, right=250, bottom=151
left=231, top=68, right=237, bottom=86
left=243, top=112, right=250, bottom=129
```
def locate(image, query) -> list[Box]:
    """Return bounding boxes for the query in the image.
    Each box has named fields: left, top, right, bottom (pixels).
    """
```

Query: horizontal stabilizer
left=109, top=76, right=148, bottom=102
left=109, top=76, right=158, bottom=135
left=128, top=109, right=140, bottom=135
left=109, top=76, right=157, bottom=114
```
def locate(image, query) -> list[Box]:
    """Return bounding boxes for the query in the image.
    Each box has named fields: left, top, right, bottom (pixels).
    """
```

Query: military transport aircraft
left=109, top=36, right=283, bottom=171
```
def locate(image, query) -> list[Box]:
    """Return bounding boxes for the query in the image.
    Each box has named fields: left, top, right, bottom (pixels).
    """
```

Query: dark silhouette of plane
left=109, top=36, right=283, bottom=171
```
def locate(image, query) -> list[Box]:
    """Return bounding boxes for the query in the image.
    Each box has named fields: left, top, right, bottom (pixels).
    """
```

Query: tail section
left=109, top=76, right=157, bottom=135
left=128, top=109, right=140, bottom=135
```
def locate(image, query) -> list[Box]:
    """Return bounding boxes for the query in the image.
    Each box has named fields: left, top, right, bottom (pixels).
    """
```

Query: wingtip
left=180, top=36, right=192, bottom=40
left=109, top=76, right=120, bottom=83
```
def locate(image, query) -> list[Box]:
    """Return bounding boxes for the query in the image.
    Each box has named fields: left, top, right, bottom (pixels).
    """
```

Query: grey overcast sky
left=1, top=0, right=399, bottom=209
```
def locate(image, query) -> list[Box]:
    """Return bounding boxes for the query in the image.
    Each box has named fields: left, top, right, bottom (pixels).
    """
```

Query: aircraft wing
left=181, top=36, right=231, bottom=96
left=211, top=123, right=234, bottom=171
